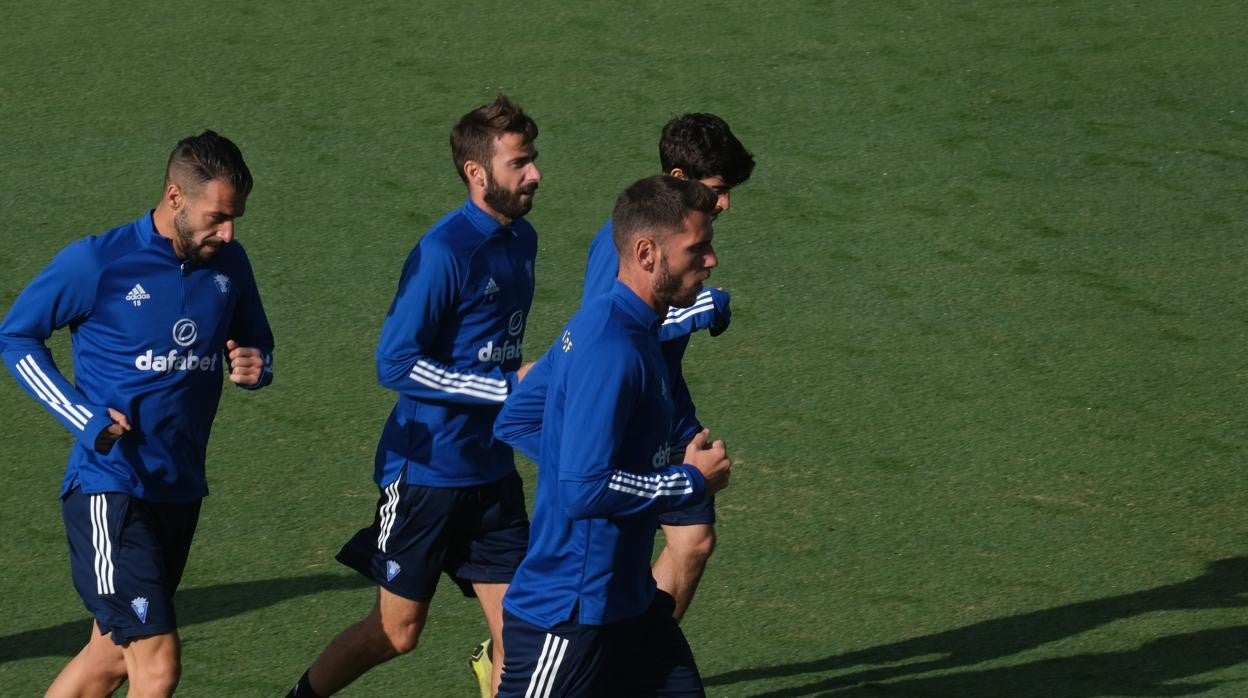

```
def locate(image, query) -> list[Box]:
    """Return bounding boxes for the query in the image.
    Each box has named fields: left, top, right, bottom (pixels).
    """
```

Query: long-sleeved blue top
left=0, top=212, right=274, bottom=502
left=503, top=281, right=707, bottom=628
left=495, top=219, right=730, bottom=462
left=373, top=199, right=535, bottom=487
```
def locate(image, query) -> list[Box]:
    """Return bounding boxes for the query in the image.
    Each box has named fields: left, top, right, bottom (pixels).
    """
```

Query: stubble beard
left=655, top=256, right=702, bottom=310
left=174, top=208, right=217, bottom=265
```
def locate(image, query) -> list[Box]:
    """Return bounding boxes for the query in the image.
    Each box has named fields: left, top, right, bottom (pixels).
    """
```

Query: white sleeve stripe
left=662, top=297, right=715, bottom=325
left=666, top=295, right=713, bottom=318
left=611, top=471, right=693, bottom=487
left=410, top=363, right=509, bottom=396
left=608, top=471, right=695, bottom=497
left=16, top=358, right=88, bottom=430
left=609, top=479, right=690, bottom=493
left=414, top=359, right=509, bottom=388
left=14, top=360, right=62, bottom=414
left=665, top=289, right=712, bottom=316
left=409, top=371, right=508, bottom=402
left=608, top=482, right=695, bottom=498
left=20, top=354, right=93, bottom=421
left=412, top=360, right=508, bottom=390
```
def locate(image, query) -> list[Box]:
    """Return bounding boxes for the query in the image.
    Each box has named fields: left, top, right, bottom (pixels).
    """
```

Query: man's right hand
left=94, top=408, right=131, bottom=454
left=683, top=428, right=731, bottom=494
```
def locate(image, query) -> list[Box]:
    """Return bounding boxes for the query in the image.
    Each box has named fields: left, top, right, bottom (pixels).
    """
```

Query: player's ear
left=464, top=160, right=487, bottom=190
left=166, top=183, right=185, bottom=211
left=635, top=236, right=657, bottom=272
left=668, top=168, right=689, bottom=181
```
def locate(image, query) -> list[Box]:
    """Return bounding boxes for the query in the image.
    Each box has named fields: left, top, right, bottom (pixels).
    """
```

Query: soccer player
left=497, top=175, right=732, bottom=697
left=494, top=113, right=754, bottom=617
left=286, top=94, right=540, bottom=698
left=0, top=131, right=274, bottom=697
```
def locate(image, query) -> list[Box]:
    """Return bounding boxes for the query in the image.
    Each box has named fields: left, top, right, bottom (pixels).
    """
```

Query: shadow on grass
left=0, top=572, right=369, bottom=663
left=705, top=557, right=1248, bottom=697
left=760, top=625, right=1248, bottom=697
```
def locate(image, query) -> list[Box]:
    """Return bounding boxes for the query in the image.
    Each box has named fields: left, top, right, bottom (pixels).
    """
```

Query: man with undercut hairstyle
left=497, top=175, right=732, bottom=698
left=0, top=130, right=274, bottom=698
left=287, top=93, right=540, bottom=698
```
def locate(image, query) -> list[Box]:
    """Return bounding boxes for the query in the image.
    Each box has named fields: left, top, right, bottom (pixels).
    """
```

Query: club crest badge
left=131, top=597, right=149, bottom=623
left=213, top=273, right=231, bottom=296
left=386, top=560, right=401, bottom=582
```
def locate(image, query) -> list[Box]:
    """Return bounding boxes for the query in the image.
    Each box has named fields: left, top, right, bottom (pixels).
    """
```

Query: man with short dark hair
left=0, top=130, right=274, bottom=697
left=496, top=175, right=732, bottom=697
left=493, top=112, right=754, bottom=622
left=286, top=93, right=540, bottom=698
left=586, top=113, right=753, bottom=622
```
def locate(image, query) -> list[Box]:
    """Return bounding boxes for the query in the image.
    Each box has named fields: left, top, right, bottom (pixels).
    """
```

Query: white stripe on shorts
left=526, top=633, right=570, bottom=698
left=90, top=494, right=115, bottom=595
left=376, top=480, right=401, bottom=553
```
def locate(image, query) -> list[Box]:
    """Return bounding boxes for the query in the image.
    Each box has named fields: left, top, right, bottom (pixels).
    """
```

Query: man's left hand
left=227, top=339, right=266, bottom=386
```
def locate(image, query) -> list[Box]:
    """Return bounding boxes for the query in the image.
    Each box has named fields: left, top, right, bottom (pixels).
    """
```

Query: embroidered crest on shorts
left=386, top=560, right=402, bottom=582
left=131, top=597, right=150, bottom=623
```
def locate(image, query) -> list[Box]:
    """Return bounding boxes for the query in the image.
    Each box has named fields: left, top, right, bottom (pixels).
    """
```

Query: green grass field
left=3, top=1, right=1247, bottom=695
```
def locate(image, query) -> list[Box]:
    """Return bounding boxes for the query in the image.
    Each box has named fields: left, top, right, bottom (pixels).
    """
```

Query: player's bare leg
left=303, top=587, right=429, bottom=696
left=472, top=582, right=508, bottom=697
left=653, top=523, right=717, bottom=621
left=45, top=621, right=128, bottom=698
left=118, top=632, right=181, bottom=698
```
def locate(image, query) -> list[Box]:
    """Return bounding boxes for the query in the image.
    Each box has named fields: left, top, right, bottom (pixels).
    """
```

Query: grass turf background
left=2, top=1, right=1247, bottom=695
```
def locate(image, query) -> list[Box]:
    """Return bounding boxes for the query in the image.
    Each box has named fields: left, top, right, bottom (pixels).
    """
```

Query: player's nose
left=716, top=191, right=731, bottom=214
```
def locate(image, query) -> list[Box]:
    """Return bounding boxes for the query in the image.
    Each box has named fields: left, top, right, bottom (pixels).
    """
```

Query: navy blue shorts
left=336, top=470, right=529, bottom=601
left=61, top=487, right=201, bottom=645
left=498, top=593, right=704, bottom=698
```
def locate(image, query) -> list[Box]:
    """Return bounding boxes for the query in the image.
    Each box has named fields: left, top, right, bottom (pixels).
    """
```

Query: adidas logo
left=386, top=560, right=401, bottom=582
left=125, top=284, right=151, bottom=307
left=484, top=277, right=500, bottom=296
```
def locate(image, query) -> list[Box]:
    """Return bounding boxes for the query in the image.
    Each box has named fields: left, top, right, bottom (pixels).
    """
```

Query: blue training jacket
left=503, top=281, right=707, bottom=628
left=0, top=212, right=274, bottom=502
left=372, top=199, right=535, bottom=488
left=495, top=218, right=730, bottom=462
